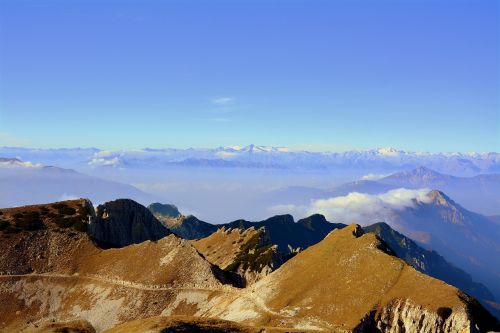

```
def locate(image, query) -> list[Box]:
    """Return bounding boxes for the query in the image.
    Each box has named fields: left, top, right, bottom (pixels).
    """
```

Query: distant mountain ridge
left=269, top=166, right=500, bottom=215
left=2, top=145, right=499, bottom=175
left=0, top=157, right=158, bottom=208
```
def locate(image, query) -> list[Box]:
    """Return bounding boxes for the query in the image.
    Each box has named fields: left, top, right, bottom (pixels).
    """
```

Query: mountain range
left=1, top=145, right=499, bottom=175
left=0, top=198, right=498, bottom=332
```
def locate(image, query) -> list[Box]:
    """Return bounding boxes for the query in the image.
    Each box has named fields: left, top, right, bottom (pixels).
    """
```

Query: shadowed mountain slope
left=223, top=214, right=345, bottom=252
left=89, top=199, right=171, bottom=248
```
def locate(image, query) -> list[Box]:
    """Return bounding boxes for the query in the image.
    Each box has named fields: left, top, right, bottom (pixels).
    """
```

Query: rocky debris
left=89, top=199, right=171, bottom=247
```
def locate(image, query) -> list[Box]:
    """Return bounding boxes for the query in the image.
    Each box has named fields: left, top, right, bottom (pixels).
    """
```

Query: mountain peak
left=382, top=166, right=451, bottom=184
left=426, top=189, right=454, bottom=206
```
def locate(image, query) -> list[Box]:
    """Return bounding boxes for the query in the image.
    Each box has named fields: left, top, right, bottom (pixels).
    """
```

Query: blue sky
left=0, top=0, right=498, bottom=152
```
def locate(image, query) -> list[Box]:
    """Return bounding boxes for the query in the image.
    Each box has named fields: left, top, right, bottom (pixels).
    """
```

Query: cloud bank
left=269, top=188, right=432, bottom=224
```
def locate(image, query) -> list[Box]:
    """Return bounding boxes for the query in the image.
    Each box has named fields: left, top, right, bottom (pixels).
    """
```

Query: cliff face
left=89, top=199, right=171, bottom=248
left=353, top=299, right=480, bottom=333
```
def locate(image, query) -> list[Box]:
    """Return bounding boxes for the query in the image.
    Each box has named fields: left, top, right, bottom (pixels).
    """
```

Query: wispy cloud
left=211, top=96, right=235, bottom=106
left=360, top=173, right=389, bottom=181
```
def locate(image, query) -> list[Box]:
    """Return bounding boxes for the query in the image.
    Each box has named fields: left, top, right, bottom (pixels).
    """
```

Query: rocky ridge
left=0, top=199, right=498, bottom=332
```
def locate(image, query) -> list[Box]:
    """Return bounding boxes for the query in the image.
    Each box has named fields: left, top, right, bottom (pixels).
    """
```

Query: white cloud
left=88, top=156, right=121, bottom=167
left=360, top=173, right=389, bottom=181
left=269, top=188, right=432, bottom=224
left=0, top=158, right=42, bottom=169
left=212, top=96, right=235, bottom=106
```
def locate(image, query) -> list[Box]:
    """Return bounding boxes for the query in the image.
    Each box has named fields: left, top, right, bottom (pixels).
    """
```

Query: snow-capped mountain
left=1, top=145, right=499, bottom=175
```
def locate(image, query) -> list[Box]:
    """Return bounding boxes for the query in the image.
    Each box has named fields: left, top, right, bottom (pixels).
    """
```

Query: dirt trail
left=0, top=273, right=282, bottom=317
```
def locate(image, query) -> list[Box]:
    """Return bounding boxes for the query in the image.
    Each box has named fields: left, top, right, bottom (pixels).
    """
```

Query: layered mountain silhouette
left=346, top=167, right=500, bottom=215
left=267, top=166, right=500, bottom=216
left=3, top=146, right=499, bottom=175
left=0, top=198, right=499, bottom=332
left=0, top=157, right=157, bottom=208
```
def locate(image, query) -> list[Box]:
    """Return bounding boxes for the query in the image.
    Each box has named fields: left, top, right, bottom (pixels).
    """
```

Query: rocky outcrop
left=148, top=203, right=181, bottom=218
left=89, top=199, right=171, bottom=247
left=193, top=227, right=288, bottom=285
left=148, top=203, right=217, bottom=240
left=364, top=297, right=499, bottom=333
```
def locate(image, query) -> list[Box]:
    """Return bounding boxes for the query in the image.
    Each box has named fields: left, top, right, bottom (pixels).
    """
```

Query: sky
left=0, top=0, right=499, bottom=152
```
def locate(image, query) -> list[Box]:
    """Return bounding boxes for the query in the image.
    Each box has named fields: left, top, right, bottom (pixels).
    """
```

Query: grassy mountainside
left=249, top=224, right=499, bottom=331
left=1, top=199, right=498, bottom=332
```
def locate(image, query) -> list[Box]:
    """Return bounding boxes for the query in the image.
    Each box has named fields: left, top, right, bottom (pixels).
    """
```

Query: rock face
left=148, top=203, right=217, bottom=240
left=89, top=199, right=171, bottom=247
left=147, top=203, right=181, bottom=218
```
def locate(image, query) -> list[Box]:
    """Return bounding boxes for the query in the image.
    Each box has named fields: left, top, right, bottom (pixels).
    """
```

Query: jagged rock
left=192, top=227, right=287, bottom=285
left=148, top=203, right=217, bottom=240
left=89, top=199, right=171, bottom=247
left=147, top=203, right=181, bottom=218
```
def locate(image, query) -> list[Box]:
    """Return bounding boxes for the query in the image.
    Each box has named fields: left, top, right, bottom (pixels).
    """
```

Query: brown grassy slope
left=103, top=315, right=258, bottom=333
left=250, top=224, right=487, bottom=330
left=0, top=199, right=93, bottom=233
